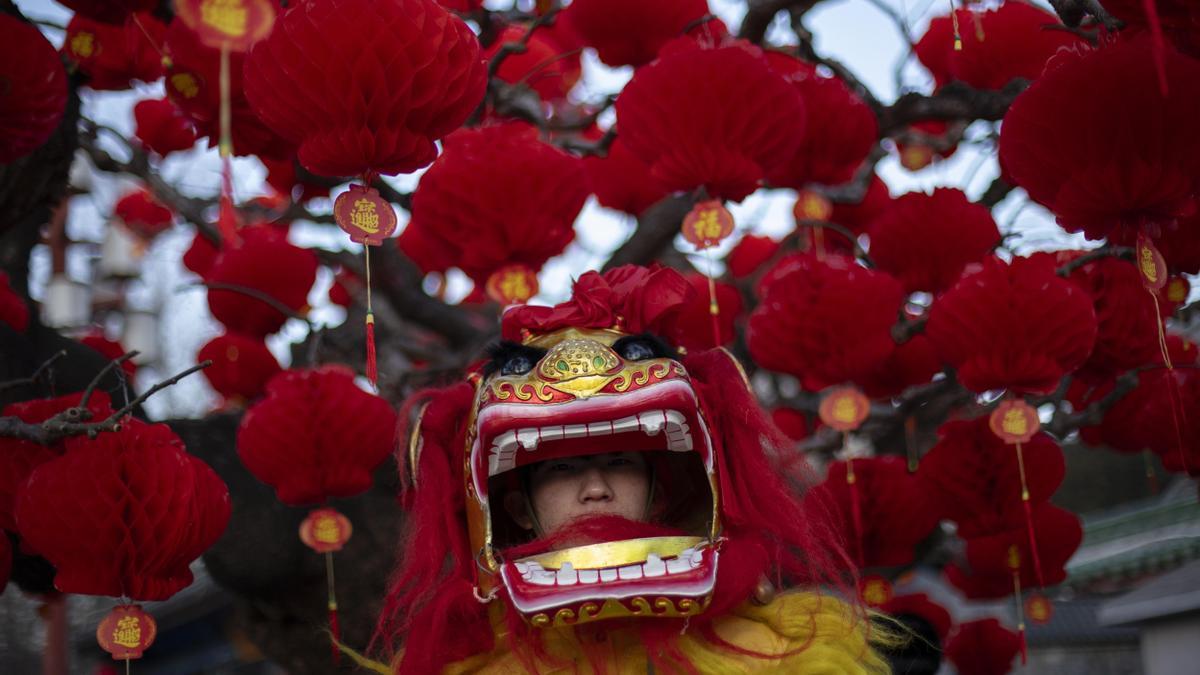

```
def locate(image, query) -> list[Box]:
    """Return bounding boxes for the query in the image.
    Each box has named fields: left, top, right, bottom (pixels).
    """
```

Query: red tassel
left=846, top=454, right=865, bottom=570
left=365, top=313, right=378, bottom=386
left=328, top=600, right=341, bottom=664
left=1015, top=442, right=1046, bottom=588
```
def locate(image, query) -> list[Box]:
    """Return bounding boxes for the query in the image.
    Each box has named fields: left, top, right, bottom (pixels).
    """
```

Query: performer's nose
left=579, top=468, right=613, bottom=503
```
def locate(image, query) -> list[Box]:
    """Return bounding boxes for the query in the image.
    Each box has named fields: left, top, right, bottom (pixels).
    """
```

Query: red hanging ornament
left=408, top=123, right=587, bottom=285
left=830, top=174, right=893, bottom=235
left=770, top=407, right=814, bottom=442
left=485, top=264, right=539, bottom=306
left=762, top=51, right=878, bottom=190
left=682, top=200, right=735, bottom=250
left=925, top=255, right=1097, bottom=394
left=999, top=36, right=1200, bottom=241
left=206, top=225, right=318, bottom=337
left=560, top=0, right=713, bottom=68
left=175, top=0, right=276, bottom=52
left=333, top=185, right=399, bottom=246
left=869, top=188, right=1000, bottom=295
left=1104, top=0, right=1200, bottom=57
left=197, top=332, right=282, bottom=403
left=855, top=334, right=942, bottom=399
left=0, top=14, right=68, bottom=164
left=134, top=98, right=198, bottom=158
left=894, top=120, right=960, bottom=171
left=299, top=508, right=353, bottom=554
left=237, top=366, right=398, bottom=505
left=747, top=254, right=903, bottom=391
left=183, top=231, right=221, bottom=278
left=96, top=605, right=157, bottom=661
left=615, top=38, right=807, bottom=202
left=243, top=0, right=487, bottom=178
left=14, top=419, right=231, bottom=600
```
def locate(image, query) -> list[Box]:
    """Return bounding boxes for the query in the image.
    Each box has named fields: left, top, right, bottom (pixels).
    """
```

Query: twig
left=80, top=351, right=139, bottom=408
left=196, top=282, right=314, bottom=326
left=877, top=80, right=1029, bottom=135
left=0, top=360, right=212, bottom=444
left=1055, top=246, right=1134, bottom=278
left=0, top=350, right=67, bottom=393
left=1047, top=0, right=1123, bottom=32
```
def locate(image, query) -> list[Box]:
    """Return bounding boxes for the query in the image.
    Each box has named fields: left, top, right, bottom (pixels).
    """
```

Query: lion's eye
left=501, top=354, right=535, bottom=376
left=616, top=339, right=656, bottom=361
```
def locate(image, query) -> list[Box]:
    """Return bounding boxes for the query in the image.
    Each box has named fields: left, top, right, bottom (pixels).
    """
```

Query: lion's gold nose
left=537, top=338, right=620, bottom=389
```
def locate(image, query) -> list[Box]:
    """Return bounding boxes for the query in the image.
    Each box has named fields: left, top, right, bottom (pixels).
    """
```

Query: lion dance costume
left=370, top=265, right=892, bottom=674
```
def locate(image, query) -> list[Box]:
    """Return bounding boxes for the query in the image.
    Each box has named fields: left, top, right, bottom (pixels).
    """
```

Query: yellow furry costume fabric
left=351, top=591, right=892, bottom=674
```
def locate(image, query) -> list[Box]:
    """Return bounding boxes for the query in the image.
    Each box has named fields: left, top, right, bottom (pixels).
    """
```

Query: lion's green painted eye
left=556, top=360, right=569, bottom=372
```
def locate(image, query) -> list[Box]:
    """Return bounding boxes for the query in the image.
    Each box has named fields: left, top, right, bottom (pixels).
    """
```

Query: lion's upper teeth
left=516, top=549, right=704, bottom=587
left=489, top=409, right=694, bottom=476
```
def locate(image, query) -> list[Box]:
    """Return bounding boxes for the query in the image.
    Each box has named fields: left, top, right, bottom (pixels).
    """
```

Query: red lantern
left=915, top=3, right=1082, bottom=90
left=807, top=457, right=940, bottom=568
left=855, top=334, right=942, bottom=399
left=999, top=36, right=1200, bottom=240
left=396, top=226, right=455, bottom=275
left=945, top=503, right=1083, bottom=599
left=63, top=12, right=166, bottom=91
left=747, top=254, right=903, bottom=390
left=183, top=231, right=220, bottom=277
left=726, top=234, right=780, bottom=280
left=14, top=419, right=231, bottom=600
left=237, top=366, right=399, bottom=505
left=0, top=392, right=114, bottom=533
left=114, top=190, right=175, bottom=240
left=0, top=272, right=30, bottom=333
left=1111, top=211, right=1200, bottom=275
left=198, top=332, right=282, bottom=403
left=0, top=14, right=68, bottom=164
left=917, top=417, right=1065, bottom=539
left=944, top=618, right=1021, bottom=675
left=243, top=0, right=487, bottom=177
left=560, top=0, right=712, bottom=68
left=830, top=174, right=893, bottom=235
left=407, top=123, right=587, bottom=284
left=163, top=19, right=294, bottom=161
left=1080, top=368, right=1200, bottom=474
left=261, top=155, right=330, bottom=203
left=770, top=407, right=813, bottom=442
left=583, top=136, right=669, bottom=217
left=96, top=605, right=157, bottom=660
left=1062, top=255, right=1165, bottom=382
left=615, top=38, right=806, bottom=202
left=869, top=188, right=1000, bottom=294
left=134, top=98, right=198, bottom=158
left=206, top=225, right=318, bottom=337
left=58, top=1, right=158, bottom=24
left=174, top=0, right=276, bottom=52
left=925, top=256, right=1097, bottom=394
left=763, top=51, right=878, bottom=189
left=483, top=24, right=580, bottom=103
left=667, top=273, right=742, bottom=351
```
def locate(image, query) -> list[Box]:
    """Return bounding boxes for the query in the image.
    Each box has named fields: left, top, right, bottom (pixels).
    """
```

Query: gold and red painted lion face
left=461, top=327, right=722, bottom=628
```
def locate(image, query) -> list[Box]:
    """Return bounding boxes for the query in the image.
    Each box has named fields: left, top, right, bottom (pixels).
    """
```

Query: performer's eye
left=502, top=355, right=534, bottom=376
left=613, top=334, right=677, bottom=361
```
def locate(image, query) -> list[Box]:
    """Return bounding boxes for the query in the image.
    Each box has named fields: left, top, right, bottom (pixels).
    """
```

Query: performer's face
left=506, top=452, right=651, bottom=536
